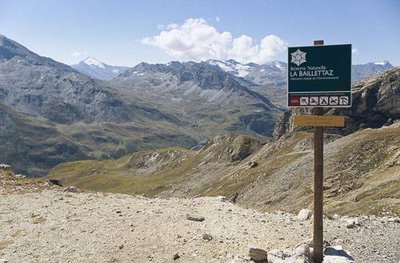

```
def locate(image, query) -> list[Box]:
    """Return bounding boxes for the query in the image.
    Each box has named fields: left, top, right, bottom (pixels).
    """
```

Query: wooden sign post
left=312, top=40, right=324, bottom=263
left=288, top=39, right=350, bottom=263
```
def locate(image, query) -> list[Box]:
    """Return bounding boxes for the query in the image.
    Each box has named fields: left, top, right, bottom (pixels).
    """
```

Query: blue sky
left=0, top=0, right=399, bottom=66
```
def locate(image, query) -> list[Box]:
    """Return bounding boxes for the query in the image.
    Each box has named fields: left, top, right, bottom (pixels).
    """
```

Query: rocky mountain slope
left=72, top=57, right=129, bottom=80
left=48, top=68, right=400, bottom=217
left=273, top=67, right=400, bottom=138
left=0, top=35, right=201, bottom=176
left=352, top=61, right=393, bottom=82
left=108, top=61, right=283, bottom=138
left=1, top=168, right=399, bottom=263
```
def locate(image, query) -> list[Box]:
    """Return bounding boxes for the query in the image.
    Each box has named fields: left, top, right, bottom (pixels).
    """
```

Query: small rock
left=173, top=253, right=180, bottom=260
left=248, top=161, right=258, bottom=168
left=186, top=214, right=205, bottom=222
left=230, top=192, right=239, bottom=204
left=342, top=217, right=360, bottom=228
left=0, top=164, right=11, bottom=170
left=295, top=245, right=311, bottom=257
left=216, top=196, right=228, bottom=202
left=249, top=247, right=268, bottom=262
left=64, top=186, right=77, bottom=193
left=116, top=210, right=122, bottom=214
left=0, top=259, right=8, bottom=263
left=332, top=214, right=341, bottom=220
left=297, top=209, right=312, bottom=221
left=118, top=244, right=124, bottom=250
left=202, top=233, right=213, bottom=241
left=48, top=179, right=63, bottom=187
left=387, top=217, right=400, bottom=223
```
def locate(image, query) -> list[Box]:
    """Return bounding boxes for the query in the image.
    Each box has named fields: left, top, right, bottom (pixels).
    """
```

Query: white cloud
left=215, top=16, right=221, bottom=22
left=141, top=18, right=287, bottom=64
left=352, top=48, right=359, bottom=54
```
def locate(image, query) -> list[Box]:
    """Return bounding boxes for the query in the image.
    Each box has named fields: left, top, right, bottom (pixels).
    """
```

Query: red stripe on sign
left=290, top=96, right=300, bottom=106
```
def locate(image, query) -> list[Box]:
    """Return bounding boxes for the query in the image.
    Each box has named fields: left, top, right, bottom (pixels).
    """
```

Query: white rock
left=323, top=246, right=354, bottom=262
left=297, top=209, right=312, bottom=221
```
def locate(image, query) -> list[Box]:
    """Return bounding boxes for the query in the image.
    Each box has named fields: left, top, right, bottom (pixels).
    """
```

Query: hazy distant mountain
left=352, top=61, right=393, bottom=82
left=72, top=57, right=128, bottom=80
left=207, top=59, right=287, bottom=86
left=207, top=59, right=394, bottom=107
left=109, top=61, right=283, bottom=137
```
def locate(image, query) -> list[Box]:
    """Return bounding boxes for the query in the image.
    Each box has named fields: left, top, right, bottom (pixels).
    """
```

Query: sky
left=0, top=0, right=399, bottom=66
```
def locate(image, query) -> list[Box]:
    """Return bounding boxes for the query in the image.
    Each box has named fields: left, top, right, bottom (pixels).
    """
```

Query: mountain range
left=0, top=34, right=281, bottom=176
left=73, top=57, right=393, bottom=108
left=0, top=34, right=397, bottom=177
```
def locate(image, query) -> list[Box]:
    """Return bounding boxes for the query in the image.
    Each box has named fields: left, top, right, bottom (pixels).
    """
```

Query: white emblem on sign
left=329, top=96, right=339, bottom=106
left=300, top=97, right=309, bottom=106
left=310, top=97, right=319, bottom=106
left=319, top=97, right=329, bottom=106
left=339, top=96, right=349, bottom=105
left=291, top=49, right=307, bottom=66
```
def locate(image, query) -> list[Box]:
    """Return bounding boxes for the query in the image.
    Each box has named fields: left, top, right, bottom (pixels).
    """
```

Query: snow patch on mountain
left=82, top=57, right=105, bottom=68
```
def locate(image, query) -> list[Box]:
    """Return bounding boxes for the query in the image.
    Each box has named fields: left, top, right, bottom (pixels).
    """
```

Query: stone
left=216, top=196, right=228, bottom=202
left=0, top=164, right=11, bottom=170
left=202, top=233, right=212, bottom=241
left=48, top=179, right=63, bottom=187
left=295, top=245, right=311, bottom=257
left=324, top=246, right=354, bottom=263
left=248, top=161, right=258, bottom=168
left=64, top=186, right=77, bottom=193
left=186, top=214, right=205, bottom=222
left=332, top=214, right=341, bottom=220
left=249, top=247, right=268, bottom=262
left=297, top=209, right=312, bottom=221
left=173, top=253, right=180, bottom=260
left=342, top=217, right=360, bottom=228
left=230, top=192, right=239, bottom=204
left=0, top=259, right=8, bottom=263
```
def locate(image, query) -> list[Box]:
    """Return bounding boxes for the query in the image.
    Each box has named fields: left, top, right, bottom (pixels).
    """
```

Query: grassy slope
left=47, top=128, right=400, bottom=216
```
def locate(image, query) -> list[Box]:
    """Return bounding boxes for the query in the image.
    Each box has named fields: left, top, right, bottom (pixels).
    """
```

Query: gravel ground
left=0, top=189, right=399, bottom=263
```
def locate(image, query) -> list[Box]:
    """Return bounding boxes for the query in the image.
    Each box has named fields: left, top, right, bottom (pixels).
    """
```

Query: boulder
left=249, top=247, right=268, bottom=262
left=48, top=179, right=63, bottom=187
left=297, top=209, right=312, bottom=221
left=324, top=246, right=354, bottom=263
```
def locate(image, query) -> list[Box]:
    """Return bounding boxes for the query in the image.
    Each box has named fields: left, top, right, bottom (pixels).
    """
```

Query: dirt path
left=0, top=189, right=399, bottom=262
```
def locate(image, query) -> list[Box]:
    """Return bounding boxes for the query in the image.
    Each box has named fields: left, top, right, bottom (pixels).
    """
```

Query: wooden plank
left=293, top=115, right=345, bottom=127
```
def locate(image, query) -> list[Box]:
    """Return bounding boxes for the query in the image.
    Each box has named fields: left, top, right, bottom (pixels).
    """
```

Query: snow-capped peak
left=207, top=59, right=250, bottom=77
left=82, top=57, right=105, bottom=68
left=373, top=61, right=389, bottom=66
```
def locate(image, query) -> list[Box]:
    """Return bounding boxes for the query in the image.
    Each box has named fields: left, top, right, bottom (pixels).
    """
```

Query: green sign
left=287, top=44, right=352, bottom=107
